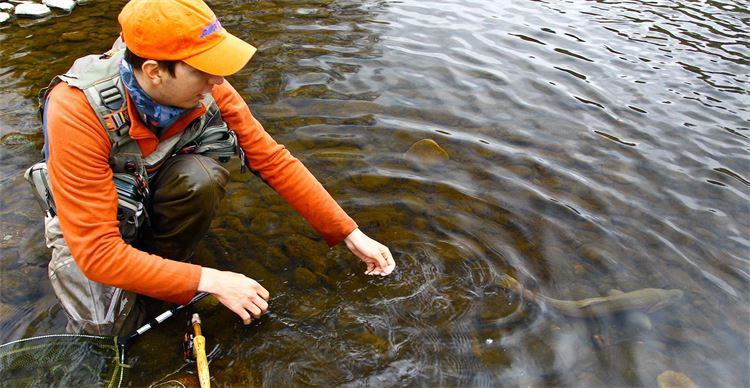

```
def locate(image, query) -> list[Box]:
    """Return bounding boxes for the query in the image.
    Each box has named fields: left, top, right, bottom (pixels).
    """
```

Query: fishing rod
left=190, top=313, right=211, bottom=388
left=117, top=292, right=210, bottom=365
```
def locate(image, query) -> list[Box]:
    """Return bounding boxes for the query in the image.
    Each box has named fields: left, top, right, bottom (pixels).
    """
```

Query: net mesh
left=0, top=334, right=129, bottom=388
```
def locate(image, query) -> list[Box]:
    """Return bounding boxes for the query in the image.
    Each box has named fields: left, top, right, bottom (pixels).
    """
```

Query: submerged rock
left=0, top=266, right=43, bottom=303
left=284, top=233, right=330, bottom=273
left=349, top=330, right=390, bottom=353
left=248, top=211, right=281, bottom=236
left=404, top=138, right=449, bottom=168
left=657, top=370, right=697, bottom=388
left=15, top=3, right=51, bottom=18
left=192, top=294, right=221, bottom=314
left=247, top=238, right=289, bottom=271
left=0, top=302, right=16, bottom=320
left=0, top=131, right=44, bottom=147
left=292, top=267, right=318, bottom=288
left=235, top=257, right=276, bottom=285
left=61, top=30, right=88, bottom=41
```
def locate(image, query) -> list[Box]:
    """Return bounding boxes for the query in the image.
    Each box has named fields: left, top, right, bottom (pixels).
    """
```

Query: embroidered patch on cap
left=200, top=18, right=222, bottom=39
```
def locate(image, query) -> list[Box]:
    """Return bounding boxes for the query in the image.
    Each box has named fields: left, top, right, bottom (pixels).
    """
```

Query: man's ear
left=140, top=60, right=163, bottom=85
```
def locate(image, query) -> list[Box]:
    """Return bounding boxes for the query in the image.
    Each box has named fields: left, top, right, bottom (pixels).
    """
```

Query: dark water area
left=1, top=0, right=748, bottom=386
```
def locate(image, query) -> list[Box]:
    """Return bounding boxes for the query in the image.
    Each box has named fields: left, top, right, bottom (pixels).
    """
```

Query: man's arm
left=212, top=81, right=357, bottom=245
left=212, top=81, right=395, bottom=275
left=45, top=83, right=202, bottom=304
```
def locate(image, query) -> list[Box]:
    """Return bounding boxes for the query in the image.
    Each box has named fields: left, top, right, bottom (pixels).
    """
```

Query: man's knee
left=150, top=154, right=229, bottom=208
left=138, top=154, right=230, bottom=260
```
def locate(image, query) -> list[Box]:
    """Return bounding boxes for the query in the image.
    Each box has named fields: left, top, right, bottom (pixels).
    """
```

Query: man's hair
left=123, top=48, right=178, bottom=77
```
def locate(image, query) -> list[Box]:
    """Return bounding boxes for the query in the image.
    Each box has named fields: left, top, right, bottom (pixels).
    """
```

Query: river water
left=0, top=0, right=748, bottom=386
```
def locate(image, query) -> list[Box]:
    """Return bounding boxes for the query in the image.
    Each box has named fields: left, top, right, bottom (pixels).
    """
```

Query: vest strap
left=99, top=84, right=125, bottom=111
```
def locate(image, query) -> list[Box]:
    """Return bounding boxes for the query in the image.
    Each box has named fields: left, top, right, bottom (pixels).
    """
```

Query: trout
left=500, top=275, right=684, bottom=318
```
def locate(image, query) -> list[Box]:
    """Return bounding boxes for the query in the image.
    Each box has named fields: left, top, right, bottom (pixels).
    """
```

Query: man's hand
left=197, top=267, right=269, bottom=324
left=344, top=228, right=396, bottom=276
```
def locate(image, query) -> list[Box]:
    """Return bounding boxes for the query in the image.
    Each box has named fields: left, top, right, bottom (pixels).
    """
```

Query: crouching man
left=28, top=0, right=395, bottom=335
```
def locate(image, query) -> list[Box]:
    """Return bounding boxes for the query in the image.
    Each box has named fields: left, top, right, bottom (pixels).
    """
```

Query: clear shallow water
left=0, top=0, right=748, bottom=386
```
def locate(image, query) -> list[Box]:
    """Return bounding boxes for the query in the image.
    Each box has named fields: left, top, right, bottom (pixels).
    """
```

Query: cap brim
left=183, top=33, right=256, bottom=76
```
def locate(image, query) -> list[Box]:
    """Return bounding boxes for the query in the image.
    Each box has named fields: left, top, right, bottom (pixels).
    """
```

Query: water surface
left=1, top=0, right=748, bottom=386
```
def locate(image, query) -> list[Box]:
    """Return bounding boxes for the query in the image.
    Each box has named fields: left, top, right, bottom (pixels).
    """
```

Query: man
left=33, top=0, right=395, bottom=335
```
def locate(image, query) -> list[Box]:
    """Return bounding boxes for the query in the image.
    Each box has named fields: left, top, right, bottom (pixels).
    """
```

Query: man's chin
left=170, top=101, right=202, bottom=109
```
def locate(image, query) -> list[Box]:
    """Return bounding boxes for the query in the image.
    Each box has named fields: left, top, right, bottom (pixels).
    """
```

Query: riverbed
left=0, top=0, right=748, bottom=386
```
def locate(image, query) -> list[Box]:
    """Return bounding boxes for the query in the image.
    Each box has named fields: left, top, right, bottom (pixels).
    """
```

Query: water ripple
left=0, top=0, right=748, bottom=386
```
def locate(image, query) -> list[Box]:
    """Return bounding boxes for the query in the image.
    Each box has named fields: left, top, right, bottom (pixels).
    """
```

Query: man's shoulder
left=47, top=81, right=91, bottom=109
left=45, top=81, right=110, bottom=146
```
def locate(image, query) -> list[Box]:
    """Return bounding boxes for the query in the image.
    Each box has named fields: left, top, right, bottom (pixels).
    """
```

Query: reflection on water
left=1, top=0, right=748, bottom=386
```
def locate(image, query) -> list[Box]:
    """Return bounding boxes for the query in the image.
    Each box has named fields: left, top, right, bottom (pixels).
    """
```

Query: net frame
left=0, top=292, right=208, bottom=388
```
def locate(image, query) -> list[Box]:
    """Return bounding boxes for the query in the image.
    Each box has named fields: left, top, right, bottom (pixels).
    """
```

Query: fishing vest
left=25, top=45, right=243, bottom=242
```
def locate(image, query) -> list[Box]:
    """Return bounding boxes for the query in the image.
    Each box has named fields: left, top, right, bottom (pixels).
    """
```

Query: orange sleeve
left=212, top=81, right=357, bottom=245
left=45, top=83, right=201, bottom=305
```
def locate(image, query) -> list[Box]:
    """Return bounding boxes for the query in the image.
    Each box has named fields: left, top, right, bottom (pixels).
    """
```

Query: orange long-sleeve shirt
left=45, top=79, right=357, bottom=304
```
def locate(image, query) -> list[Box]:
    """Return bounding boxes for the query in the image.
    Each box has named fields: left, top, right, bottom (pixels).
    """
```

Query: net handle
left=117, top=292, right=209, bottom=363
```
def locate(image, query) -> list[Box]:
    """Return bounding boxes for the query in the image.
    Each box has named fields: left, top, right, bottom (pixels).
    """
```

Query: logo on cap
left=200, top=18, right=222, bottom=39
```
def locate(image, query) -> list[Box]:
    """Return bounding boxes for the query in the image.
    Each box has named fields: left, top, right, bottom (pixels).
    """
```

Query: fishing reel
left=182, top=312, right=205, bottom=363
left=182, top=313, right=219, bottom=363
left=182, top=325, right=197, bottom=363
left=182, top=325, right=195, bottom=364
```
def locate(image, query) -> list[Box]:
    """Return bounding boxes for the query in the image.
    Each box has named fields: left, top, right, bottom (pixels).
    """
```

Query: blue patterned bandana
left=119, top=60, right=190, bottom=131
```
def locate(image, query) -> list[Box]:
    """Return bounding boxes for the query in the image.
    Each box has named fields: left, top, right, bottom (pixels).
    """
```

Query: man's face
left=152, top=61, right=225, bottom=109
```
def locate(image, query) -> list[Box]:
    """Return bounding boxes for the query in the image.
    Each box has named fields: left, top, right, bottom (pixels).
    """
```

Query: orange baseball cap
left=118, top=0, right=256, bottom=76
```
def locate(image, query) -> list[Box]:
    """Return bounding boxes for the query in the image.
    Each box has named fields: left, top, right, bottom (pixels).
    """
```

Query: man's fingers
left=234, top=306, right=253, bottom=325
left=344, top=229, right=395, bottom=276
left=245, top=303, right=262, bottom=318
left=363, top=246, right=394, bottom=276
left=249, top=294, right=269, bottom=310
left=226, top=293, right=269, bottom=323
left=248, top=280, right=270, bottom=301
left=247, top=295, right=271, bottom=317
left=206, top=270, right=273, bottom=325
left=380, top=247, right=395, bottom=274
left=257, top=286, right=270, bottom=301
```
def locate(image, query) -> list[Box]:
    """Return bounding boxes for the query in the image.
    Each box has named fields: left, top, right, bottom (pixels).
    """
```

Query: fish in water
left=500, top=275, right=684, bottom=318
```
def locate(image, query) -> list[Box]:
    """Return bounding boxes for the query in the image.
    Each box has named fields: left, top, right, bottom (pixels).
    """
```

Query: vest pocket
left=24, top=161, right=56, bottom=216
left=192, top=125, right=239, bottom=162
left=113, top=173, right=148, bottom=243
